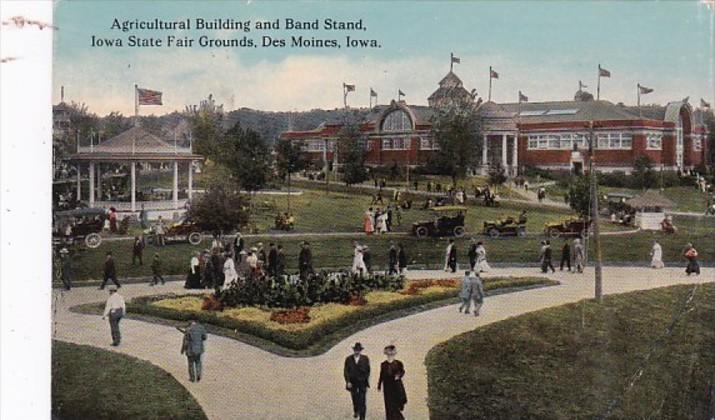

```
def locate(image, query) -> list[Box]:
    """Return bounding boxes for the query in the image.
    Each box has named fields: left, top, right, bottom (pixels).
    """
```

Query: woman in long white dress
left=351, top=243, right=367, bottom=276
left=222, top=253, right=238, bottom=289
left=376, top=212, right=389, bottom=234
left=650, top=240, right=664, bottom=269
left=475, top=242, right=491, bottom=273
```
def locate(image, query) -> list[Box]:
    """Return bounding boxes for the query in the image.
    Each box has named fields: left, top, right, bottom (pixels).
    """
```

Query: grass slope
left=52, top=341, right=207, bottom=420
left=426, top=283, right=715, bottom=419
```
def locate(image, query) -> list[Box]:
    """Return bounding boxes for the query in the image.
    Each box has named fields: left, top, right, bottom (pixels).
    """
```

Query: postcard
left=1, top=1, right=714, bottom=419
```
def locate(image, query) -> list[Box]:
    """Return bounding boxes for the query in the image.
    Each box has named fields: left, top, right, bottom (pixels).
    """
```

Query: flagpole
left=637, top=84, right=641, bottom=117
left=450, top=52, right=454, bottom=72
left=343, top=84, right=347, bottom=109
left=488, top=66, right=493, bottom=102
left=134, top=84, right=139, bottom=127
left=596, top=65, right=601, bottom=101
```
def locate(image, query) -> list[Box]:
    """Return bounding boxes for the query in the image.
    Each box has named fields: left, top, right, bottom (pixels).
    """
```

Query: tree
left=567, top=175, right=591, bottom=217
left=275, top=140, right=306, bottom=180
left=488, top=163, right=507, bottom=187
left=218, top=122, right=273, bottom=193
left=429, top=103, right=481, bottom=186
left=187, top=95, right=225, bottom=160
left=339, top=113, right=368, bottom=186
left=188, top=187, right=250, bottom=233
left=631, top=155, right=657, bottom=190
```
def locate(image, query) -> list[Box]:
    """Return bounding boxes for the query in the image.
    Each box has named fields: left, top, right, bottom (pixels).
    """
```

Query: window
left=545, top=109, right=579, bottom=115
left=381, top=110, right=412, bottom=132
left=595, top=132, right=632, bottom=150
left=527, top=133, right=586, bottom=150
left=301, top=139, right=325, bottom=152
left=646, top=133, right=662, bottom=150
left=419, top=137, right=439, bottom=150
left=693, top=137, right=703, bottom=151
left=382, top=137, right=410, bottom=150
left=519, top=110, right=547, bottom=116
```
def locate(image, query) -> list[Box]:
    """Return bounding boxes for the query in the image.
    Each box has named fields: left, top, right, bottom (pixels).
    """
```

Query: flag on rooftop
left=398, top=89, right=405, bottom=97
left=598, top=65, right=611, bottom=78
left=451, top=54, right=461, bottom=64
left=343, top=83, right=355, bottom=92
left=137, top=87, right=162, bottom=105
left=638, top=84, right=654, bottom=95
left=579, top=80, right=588, bottom=90
left=490, top=68, right=499, bottom=79
left=370, top=88, right=377, bottom=97
left=518, top=91, right=528, bottom=103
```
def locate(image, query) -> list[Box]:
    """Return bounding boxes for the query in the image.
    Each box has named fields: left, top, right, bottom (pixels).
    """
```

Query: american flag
left=137, top=87, right=163, bottom=105
left=343, top=83, right=355, bottom=93
left=598, top=65, right=611, bottom=78
left=638, top=84, right=654, bottom=95
left=490, top=68, right=499, bottom=79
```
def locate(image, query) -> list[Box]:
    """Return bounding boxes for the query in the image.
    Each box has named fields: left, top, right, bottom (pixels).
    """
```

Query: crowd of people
left=362, top=205, right=401, bottom=235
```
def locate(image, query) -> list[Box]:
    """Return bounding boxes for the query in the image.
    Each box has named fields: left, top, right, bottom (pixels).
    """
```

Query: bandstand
left=69, top=126, right=204, bottom=217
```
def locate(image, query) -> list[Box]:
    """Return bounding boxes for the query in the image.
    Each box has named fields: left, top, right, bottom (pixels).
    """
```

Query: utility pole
left=588, top=121, right=603, bottom=302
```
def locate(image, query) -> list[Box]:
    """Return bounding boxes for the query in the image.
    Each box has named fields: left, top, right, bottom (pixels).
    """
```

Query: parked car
left=145, top=217, right=204, bottom=245
left=53, top=207, right=107, bottom=248
left=412, top=206, right=467, bottom=238
left=483, top=216, right=527, bottom=238
left=544, top=217, right=590, bottom=239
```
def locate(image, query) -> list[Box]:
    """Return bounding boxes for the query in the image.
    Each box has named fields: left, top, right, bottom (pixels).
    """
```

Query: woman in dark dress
left=378, top=345, right=407, bottom=420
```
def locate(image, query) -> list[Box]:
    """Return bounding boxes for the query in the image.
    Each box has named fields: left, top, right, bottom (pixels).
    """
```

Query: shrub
left=219, top=271, right=405, bottom=309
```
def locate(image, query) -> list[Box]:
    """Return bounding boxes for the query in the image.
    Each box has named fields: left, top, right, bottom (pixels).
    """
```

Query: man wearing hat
left=59, top=248, right=73, bottom=290
left=299, top=241, right=313, bottom=279
left=102, top=286, right=126, bottom=346
left=99, top=251, right=121, bottom=290
left=344, top=342, right=371, bottom=420
left=179, top=320, right=208, bottom=382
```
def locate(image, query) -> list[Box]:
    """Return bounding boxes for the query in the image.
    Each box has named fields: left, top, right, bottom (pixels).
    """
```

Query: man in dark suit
left=448, top=239, right=458, bottom=273
left=388, top=243, right=398, bottom=275
left=344, top=342, right=370, bottom=420
left=397, top=243, right=408, bottom=274
left=276, top=245, right=286, bottom=276
left=299, top=241, right=313, bottom=279
left=267, top=243, right=278, bottom=276
left=99, top=252, right=121, bottom=289
left=468, top=238, right=478, bottom=271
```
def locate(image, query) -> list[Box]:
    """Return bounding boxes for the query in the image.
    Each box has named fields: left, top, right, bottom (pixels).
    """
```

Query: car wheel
left=549, top=228, right=561, bottom=239
left=488, top=228, right=500, bottom=238
left=454, top=226, right=466, bottom=237
left=85, top=233, right=102, bottom=249
left=415, top=226, right=429, bottom=238
left=188, top=232, right=203, bottom=246
left=517, top=227, right=527, bottom=237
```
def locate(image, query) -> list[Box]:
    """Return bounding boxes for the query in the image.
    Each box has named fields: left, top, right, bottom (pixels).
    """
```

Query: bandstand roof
left=625, top=191, right=675, bottom=210
left=69, top=126, right=204, bottom=162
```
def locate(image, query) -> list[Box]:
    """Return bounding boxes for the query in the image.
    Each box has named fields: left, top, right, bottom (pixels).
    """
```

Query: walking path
left=53, top=266, right=713, bottom=420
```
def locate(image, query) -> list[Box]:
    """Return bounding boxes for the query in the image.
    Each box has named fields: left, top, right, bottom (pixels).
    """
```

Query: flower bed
left=123, top=276, right=557, bottom=353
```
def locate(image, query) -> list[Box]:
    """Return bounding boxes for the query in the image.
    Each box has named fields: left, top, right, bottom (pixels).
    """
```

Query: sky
left=53, top=0, right=715, bottom=116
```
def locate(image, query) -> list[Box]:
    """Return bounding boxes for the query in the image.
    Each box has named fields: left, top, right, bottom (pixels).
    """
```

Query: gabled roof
left=499, top=100, right=649, bottom=124
left=625, top=190, right=675, bottom=209
left=94, top=126, right=181, bottom=154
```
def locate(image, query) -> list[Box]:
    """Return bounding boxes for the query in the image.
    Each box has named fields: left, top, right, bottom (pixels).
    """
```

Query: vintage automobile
left=412, top=206, right=467, bottom=238
left=52, top=207, right=107, bottom=248
left=482, top=215, right=527, bottom=238
left=544, top=217, right=591, bottom=239
left=144, top=217, right=204, bottom=245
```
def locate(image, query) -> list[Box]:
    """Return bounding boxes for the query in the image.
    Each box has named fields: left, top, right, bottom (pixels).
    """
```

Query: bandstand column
left=501, top=134, right=508, bottom=168
left=130, top=161, right=136, bottom=212
left=187, top=160, right=193, bottom=201
left=482, top=135, right=488, bottom=165
left=96, top=163, right=102, bottom=200
left=88, top=162, right=95, bottom=207
left=172, top=160, right=179, bottom=209
left=76, top=164, right=81, bottom=201
left=512, top=134, right=519, bottom=175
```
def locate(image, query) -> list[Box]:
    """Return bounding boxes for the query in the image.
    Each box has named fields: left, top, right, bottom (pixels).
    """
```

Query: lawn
left=60, top=213, right=713, bottom=283
left=52, top=340, right=207, bottom=420
left=426, top=283, right=715, bottom=419
left=75, top=276, right=556, bottom=356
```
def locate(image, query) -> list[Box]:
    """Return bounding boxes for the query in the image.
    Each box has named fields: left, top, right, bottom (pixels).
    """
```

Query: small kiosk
left=625, top=191, right=675, bottom=231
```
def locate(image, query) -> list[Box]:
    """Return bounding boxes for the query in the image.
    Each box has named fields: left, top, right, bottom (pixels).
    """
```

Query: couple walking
left=458, top=271, right=486, bottom=316
left=344, top=342, right=407, bottom=420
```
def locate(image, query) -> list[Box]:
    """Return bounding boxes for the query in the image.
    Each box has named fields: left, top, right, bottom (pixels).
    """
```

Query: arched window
left=381, top=110, right=412, bottom=132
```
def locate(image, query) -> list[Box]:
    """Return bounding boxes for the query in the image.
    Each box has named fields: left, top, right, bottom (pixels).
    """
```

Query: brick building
left=280, top=70, right=710, bottom=175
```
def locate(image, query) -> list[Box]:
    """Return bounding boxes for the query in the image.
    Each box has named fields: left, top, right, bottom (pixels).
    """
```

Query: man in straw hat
left=102, top=285, right=126, bottom=346
left=344, top=342, right=371, bottom=420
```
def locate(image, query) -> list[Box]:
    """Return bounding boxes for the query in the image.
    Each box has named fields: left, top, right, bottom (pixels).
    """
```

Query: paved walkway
left=53, top=266, right=713, bottom=420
